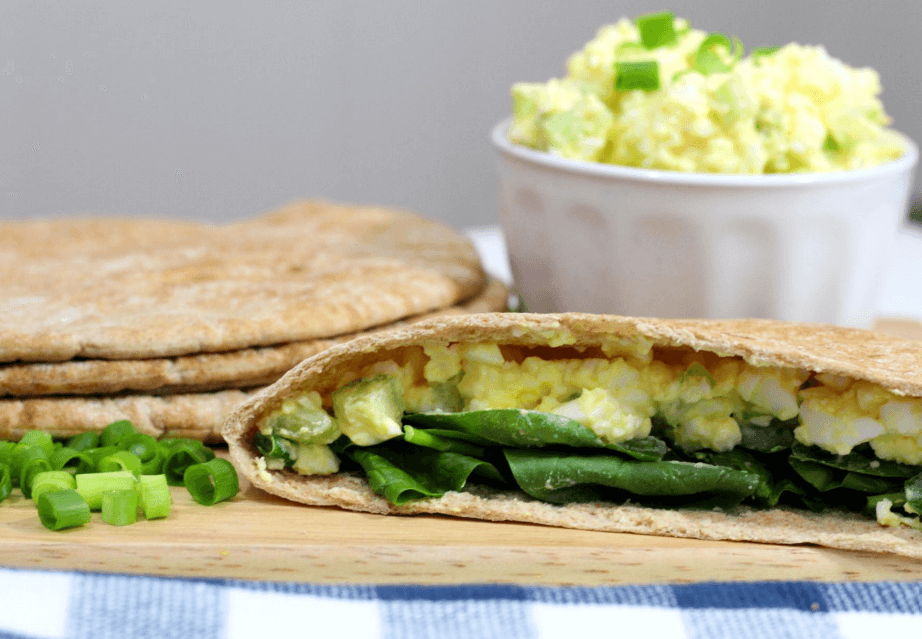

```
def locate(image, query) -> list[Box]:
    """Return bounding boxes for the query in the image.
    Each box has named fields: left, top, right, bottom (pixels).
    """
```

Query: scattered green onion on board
left=76, top=470, right=138, bottom=511
left=183, top=459, right=240, bottom=506
left=0, top=421, right=239, bottom=531
left=101, top=489, right=139, bottom=526
left=37, top=489, right=91, bottom=531
left=0, top=463, right=11, bottom=502
left=30, top=470, right=76, bottom=502
left=140, top=474, right=172, bottom=519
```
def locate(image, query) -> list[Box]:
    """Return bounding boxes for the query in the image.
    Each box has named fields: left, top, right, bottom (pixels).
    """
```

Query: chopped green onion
left=183, top=459, right=239, bottom=506
left=693, top=33, right=744, bottom=75
left=163, top=441, right=213, bottom=486
left=824, top=133, right=841, bottom=152
left=66, top=431, right=100, bottom=452
left=0, top=463, right=11, bottom=502
left=118, top=433, right=163, bottom=474
left=157, top=437, right=183, bottom=450
left=18, top=430, right=55, bottom=457
left=636, top=11, right=677, bottom=49
left=101, top=489, right=139, bottom=526
left=19, top=447, right=52, bottom=499
left=752, top=46, right=780, bottom=60
left=75, top=470, right=138, bottom=511
left=37, top=489, right=91, bottom=531
left=615, top=60, right=660, bottom=91
left=30, top=471, right=77, bottom=502
left=100, top=420, right=137, bottom=447
left=0, top=440, right=14, bottom=464
left=50, top=447, right=96, bottom=476
left=85, top=445, right=119, bottom=466
left=139, top=474, right=172, bottom=519
left=254, top=432, right=297, bottom=464
left=97, top=450, right=143, bottom=477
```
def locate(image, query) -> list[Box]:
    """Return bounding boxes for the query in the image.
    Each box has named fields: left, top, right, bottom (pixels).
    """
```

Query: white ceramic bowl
left=492, top=118, right=919, bottom=328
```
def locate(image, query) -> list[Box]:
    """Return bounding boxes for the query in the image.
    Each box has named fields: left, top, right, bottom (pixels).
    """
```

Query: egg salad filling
left=508, top=11, right=905, bottom=173
left=254, top=341, right=922, bottom=531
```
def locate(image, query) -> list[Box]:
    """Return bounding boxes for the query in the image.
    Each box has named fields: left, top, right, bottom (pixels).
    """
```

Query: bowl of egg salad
left=493, top=11, right=918, bottom=327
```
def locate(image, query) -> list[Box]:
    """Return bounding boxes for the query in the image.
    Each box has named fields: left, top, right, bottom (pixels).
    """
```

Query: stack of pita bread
left=0, top=200, right=507, bottom=443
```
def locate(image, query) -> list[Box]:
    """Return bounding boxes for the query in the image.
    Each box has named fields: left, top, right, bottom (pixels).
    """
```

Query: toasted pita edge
left=223, top=312, right=922, bottom=558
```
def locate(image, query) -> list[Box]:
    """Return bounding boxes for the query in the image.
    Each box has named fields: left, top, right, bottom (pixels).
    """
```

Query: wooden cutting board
left=3, top=467, right=922, bottom=586
left=1, top=316, right=921, bottom=586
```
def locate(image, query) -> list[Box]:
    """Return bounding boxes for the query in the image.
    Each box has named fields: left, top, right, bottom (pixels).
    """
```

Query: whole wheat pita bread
left=223, top=312, right=922, bottom=559
left=0, top=279, right=508, bottom=397
left=0, top=283, right=508, bottom=443
left=0, top=200, right=485, bottom=363
left=0, top=389, right=251, bottom=444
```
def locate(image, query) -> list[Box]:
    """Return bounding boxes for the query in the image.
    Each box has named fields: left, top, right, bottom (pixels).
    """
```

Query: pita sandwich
left=224, top=312, right=922, bottom=558
left=0, top=281, right=508, bottom=443
left=0, top=199, right=485, bottom=363
left=0, top=278, right=508, bottom=397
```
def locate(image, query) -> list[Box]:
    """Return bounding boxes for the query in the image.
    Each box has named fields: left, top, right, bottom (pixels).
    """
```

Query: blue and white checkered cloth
left=1, top=567, right=921, bottom=638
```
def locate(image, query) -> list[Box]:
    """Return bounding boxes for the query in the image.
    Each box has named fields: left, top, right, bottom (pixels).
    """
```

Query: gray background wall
left=1, top=0, right=919, bottom=228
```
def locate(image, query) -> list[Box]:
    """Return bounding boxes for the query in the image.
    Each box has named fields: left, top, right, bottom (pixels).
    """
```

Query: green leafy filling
left=271, top=406, right=922, bottom=522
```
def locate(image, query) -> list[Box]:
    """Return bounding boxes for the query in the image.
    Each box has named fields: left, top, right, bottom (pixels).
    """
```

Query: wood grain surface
left=3, top=465, right=922, bottom=586
left=1, top=316, right=920, bottom=586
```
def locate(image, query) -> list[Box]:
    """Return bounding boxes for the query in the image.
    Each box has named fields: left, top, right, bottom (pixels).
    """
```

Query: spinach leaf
left=790, top=442, right=922, bottom=478
left=404, top=410, right=668, bottom=461
left=691, top=449, right=778, bottom=506
left=346, top=442, right=507, bottom=505
left=504, top=449, right=761, bottom=508
left=737, top=417, right=796, bottom=453
left=787, top=456, right=903, bottom=499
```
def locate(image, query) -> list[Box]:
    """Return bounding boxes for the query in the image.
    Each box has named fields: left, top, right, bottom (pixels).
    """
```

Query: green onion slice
left=50, top=447, right=96, bottom=475
left=101, top=489, right=139, bottom=526
left=139, top=474, right=172, bottom=519
left=87, top=446, right=120, bottom=466
left=693, top=33, right=744, bottom=75
left=38, top=489, right=91, bottom=531
left=19, top=447, right=52, bottom=499
left=163, top=441, right=213, bottom=486
left=752, top=46, right=780, bottom=60
left=183, top=458, right=239, bottom=506
left=0, top=463, right=11, bottom=502
left=19, top=430, right=55, bottom=457
left=75, top=470, right=138, bottom=511
left=119, top=434, right=163, bottom=474
left=30, top=471, right=77, bottom=502
left=66, top=431, right=100, bottom=451
left=615, top=60, right=660, bottom=92
left=636, top=11, right=677, bottom=49
left=97, top=450, right=143, bottom=477
left=0, top=440, right=14, bottom=465
left=100, top=420, right=137, bottom=447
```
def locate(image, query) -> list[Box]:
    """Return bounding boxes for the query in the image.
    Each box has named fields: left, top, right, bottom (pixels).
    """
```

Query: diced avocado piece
left=264, top=391, right=340, bottom=445
left=292, top=443, right=340, bottom=476
left=332, top=374, right=405, bottom=446
left=428, top=379, right=463, bottom=413
left=412, top=374, right=464, bottom=414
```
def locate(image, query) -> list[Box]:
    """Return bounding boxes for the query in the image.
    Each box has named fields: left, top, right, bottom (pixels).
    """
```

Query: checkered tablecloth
left=2, top=567, right=921, bottom=639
